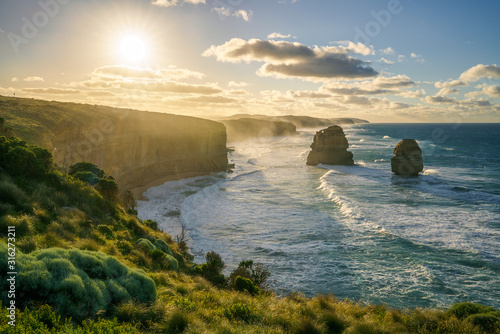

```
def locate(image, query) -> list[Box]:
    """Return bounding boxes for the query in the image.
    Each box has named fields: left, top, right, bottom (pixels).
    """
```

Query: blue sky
left=0, top=0, right=499, bottom=122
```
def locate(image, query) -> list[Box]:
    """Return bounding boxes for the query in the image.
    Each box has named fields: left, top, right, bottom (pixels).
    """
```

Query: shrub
left=68, top=162, right=105, bottom=179
left=97, top=224, right=115, bottom=238
left=224, top=302, right=252, bottom=322
left=293, top=318, right=324, bottom=334
left=194, top=252, right=226, bottom=287
left=0, top=177, right=30, bottom=212
left=96, top=178, right=119, bottom=201
left=163, top=310, right=189, bottom=333
left=229, top=260, right=271, bottom=290
left=466, top=312, right=500, bottom=332
left=0, top=242, right=156, bottom=322
left=73, top=171, right=100, bottom=185
left=321, top=312, right=347, bottom=334
left=234, top=276, right=260, bottom=295
left=446, top=302, right=499, bottom=319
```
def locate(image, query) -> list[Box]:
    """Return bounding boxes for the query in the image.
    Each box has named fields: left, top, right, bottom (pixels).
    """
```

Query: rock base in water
left=391, top=139, right=423, bottom=176
left=306, top=125, right=354, bottom=166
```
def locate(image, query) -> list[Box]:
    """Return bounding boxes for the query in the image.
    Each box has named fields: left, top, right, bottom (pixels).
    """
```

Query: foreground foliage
left=0, top=119, right=499, bottom=333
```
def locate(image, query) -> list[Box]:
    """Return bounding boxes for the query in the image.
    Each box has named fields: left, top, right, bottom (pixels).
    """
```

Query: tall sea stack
left=306, top=125, right=354, bottom=166
left=391, top=139, right=423, bottom=176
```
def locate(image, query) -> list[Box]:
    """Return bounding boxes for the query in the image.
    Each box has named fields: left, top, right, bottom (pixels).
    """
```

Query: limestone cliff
left=306, top=125, right=354, bottom=166
left=0, top=96, right=228, bottom=190
left=391, top=139, right=423, bottom=176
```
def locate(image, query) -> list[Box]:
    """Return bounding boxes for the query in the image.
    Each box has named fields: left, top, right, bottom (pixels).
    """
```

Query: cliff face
left=306, top=125, right=354, bottom=166
left=0, top=96, right=228, bottom=190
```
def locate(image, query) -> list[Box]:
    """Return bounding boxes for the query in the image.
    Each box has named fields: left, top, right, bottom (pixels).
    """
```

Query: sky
left=0, top=0, right=499, bottom=122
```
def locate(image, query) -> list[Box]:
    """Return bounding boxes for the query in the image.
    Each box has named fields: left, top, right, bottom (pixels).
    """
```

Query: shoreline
left=130, top=171, right=212, bottom=201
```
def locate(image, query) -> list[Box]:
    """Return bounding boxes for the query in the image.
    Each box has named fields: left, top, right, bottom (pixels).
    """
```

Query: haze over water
left=138, top=123, right=500, bottom=309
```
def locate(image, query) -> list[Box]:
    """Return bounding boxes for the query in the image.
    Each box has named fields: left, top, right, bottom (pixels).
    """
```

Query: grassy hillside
left=1, top=119, right=499, bottom=333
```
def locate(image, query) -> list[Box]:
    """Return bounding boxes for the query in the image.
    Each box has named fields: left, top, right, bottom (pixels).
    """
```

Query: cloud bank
left=203, top=38, right=378, bottom=80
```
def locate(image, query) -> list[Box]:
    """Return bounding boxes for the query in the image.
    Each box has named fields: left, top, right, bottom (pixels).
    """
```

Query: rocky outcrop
left=306, top=125, right=354, bottom=166
left=391, top=139, right=423, bottom=176
left=220, top=118, right=297, bottom=142
left=0, top=96, right=228, bottom=190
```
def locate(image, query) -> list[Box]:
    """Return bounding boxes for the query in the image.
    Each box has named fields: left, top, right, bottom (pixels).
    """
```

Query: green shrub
left=68, top=162, right=105, bottom=179
left=73, top=171, right=100, bottom=185
left=194, top=251, right=226, bottom=287
left=224, top=302, right=252, bottom=322
left=466, top=312, right=500, bottom=332
left=229, top=259, right=271, bottom=290
left=96, top=178, right=119, bottom=201
left=293, top=318, right=323, bottom=334
left=163, top=310, right=189, bottom=333
left=97, top=224, right=115, bottom=238
left=137, top=238, right=156, bottom=252
left=143, top=219, right=158, bottom=230
left=0, top=177, right=30, bottom=212
left=0, top=303, right=139, bottom=333
left=234, top=276, right=260, bottom=295
left=0, top=242, right=156, bottom=322
left=446, top=302, right=499, bottom=319
left=321, top=312, right=346, bottom=334
left=154, top=238, right=172, bottom=255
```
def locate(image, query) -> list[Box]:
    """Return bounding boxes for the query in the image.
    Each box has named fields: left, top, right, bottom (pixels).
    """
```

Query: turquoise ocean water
left=138, top=123, right=500, bottom=309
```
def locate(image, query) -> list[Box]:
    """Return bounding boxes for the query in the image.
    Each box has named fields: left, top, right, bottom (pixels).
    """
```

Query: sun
left=119, top=34, right=148, bottom=63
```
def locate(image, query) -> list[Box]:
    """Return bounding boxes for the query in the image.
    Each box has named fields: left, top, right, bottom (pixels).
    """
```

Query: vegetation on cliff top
left=0, top=117, right=499, bottom=333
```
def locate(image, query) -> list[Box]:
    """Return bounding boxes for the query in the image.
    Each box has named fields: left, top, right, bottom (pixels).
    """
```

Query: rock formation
left=306, top=125, right=354, bottom=165
left=391, top=139, right=423, bottom=176
left=0, top=96, right=228, bottom=191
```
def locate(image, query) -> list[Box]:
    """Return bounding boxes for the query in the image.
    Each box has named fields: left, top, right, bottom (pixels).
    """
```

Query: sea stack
left=391, top=139, right=424, bottom=176
left=306, top=125, right=354, bottom=166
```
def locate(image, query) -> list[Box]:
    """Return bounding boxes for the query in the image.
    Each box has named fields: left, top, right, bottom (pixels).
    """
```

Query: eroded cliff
left=0, top=96, right=228, bottom=190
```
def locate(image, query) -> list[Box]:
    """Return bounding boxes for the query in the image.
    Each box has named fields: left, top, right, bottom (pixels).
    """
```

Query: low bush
left=0, top=242, right=156, bottom=322
left=234, top=276, right=260, bottom=295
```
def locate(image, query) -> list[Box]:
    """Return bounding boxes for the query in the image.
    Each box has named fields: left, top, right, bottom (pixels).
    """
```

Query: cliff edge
left=0, top=96, right=228, bottom=191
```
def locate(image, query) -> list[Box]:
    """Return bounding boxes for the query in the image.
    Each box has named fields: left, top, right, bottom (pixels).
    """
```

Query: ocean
left=138, top=123, right=500, bottom=310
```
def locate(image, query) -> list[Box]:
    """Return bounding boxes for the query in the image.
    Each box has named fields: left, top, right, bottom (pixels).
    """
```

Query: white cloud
left=398, top=89, right=425, bottom=98
left=22, top=88, right=81, bottom=95
left=203, top=38, right=378, bottom=80
left=327, top=41, right=374, bottom=56
left=23, top=76, right=45, bottom=82
left=11, top=77, right=19, bottom=82
left=151, top=0, right=205, bottom=7
left=425, top=95, right=457, bottom=104
left=381, top=47, right=395, bottom=55
left=466, top=84, right=500, bottom=98
left=234, top=9, right=253, bottom=21
left=320, top=82, right=390, bottom=96
left=437, top=88, right=459, bottom=96
left=371, top=75, right=415, bottom=88
left=460, top=64, right=500, bottom=82
left=377, top=57, right=394, bottom=65
left=92, top=65, right=204, bottom=80
left=287, top=90, right=331, bottom=99
left=268, top=32, right=295, bottom=39
left=435, top=79, right=467, bottom=88
left=211, top=7, right=253, bottom=21
left=228, top=81, right=249, bottom=88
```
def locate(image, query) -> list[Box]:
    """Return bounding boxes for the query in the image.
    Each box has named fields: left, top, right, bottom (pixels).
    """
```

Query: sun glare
left=119, top=35, right=148, bottom=62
